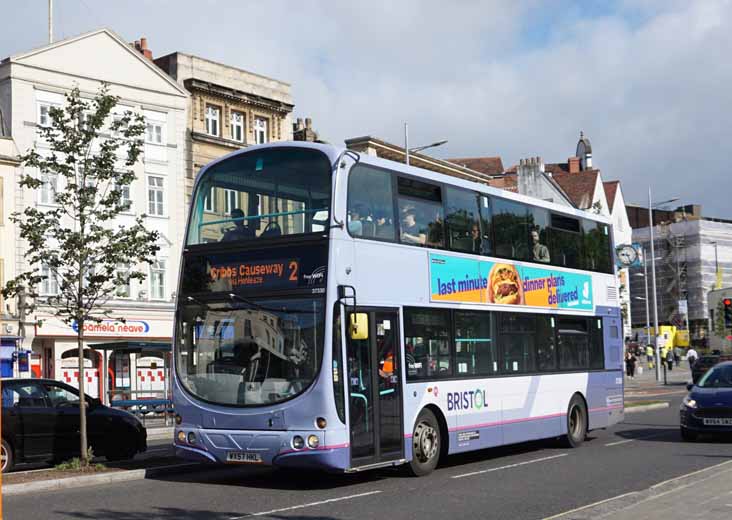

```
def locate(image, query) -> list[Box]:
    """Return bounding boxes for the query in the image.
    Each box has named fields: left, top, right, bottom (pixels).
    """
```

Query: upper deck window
left=347, top=165, right=396, bottom=241
left=186, top=148, right=331, bottom=245
left=397, top=177, right=444, bottom=248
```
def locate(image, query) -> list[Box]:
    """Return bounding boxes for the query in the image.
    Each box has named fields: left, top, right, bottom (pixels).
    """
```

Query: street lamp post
left=403, top=122, right=447, bottom=165
left=711, top=241, right=720, bottom=289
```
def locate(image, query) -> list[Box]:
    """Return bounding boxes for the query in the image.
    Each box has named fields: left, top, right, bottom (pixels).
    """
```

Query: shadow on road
left=614, top=427, right=732, bottom=444
left=59, top=507, right=342, bottom=520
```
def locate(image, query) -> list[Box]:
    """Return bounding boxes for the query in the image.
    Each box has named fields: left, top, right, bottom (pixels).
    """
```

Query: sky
left=1, top=0, right=730, bottom=218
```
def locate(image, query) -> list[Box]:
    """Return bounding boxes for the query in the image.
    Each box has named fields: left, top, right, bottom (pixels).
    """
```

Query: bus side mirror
left=350, top=313, right=369, bottom=340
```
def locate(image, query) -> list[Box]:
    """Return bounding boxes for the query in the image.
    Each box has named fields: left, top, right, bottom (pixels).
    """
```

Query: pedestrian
left=687, top=347, right=698, bottom=370
left=666, top=348, right=674, bottom=371
left=674, top=347, right=681, bottom=366
left=625, top=351, right=637, bottom=378
left=646, top=344, right=654, bottom=369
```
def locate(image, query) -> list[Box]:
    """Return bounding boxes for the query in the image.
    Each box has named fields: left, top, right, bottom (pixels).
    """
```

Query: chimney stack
left=568, top=156, right=580, bottom=174
left=132, top=37, right=153, bottom=61
left=305, top=118, right=312, bottom=130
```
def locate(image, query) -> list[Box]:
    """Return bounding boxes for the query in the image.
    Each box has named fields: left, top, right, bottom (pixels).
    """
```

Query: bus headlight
left=292, top=436, right=305, bottom=450
left=307, top=435, right=320, bottom=449
left=177, top=431, right=187, bottom=443
left=187, top=432, right=197, bottom=444
left=316, top=417, right=327, bottom=429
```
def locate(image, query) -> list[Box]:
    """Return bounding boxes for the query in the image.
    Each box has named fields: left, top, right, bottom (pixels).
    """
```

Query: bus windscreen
left=186, top=147, right=331, bottom=245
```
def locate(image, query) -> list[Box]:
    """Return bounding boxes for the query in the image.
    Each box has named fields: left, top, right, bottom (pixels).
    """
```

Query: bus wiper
left=228, top=293, right=283, bottom=313
left=186, top=296, right=211, bottom=309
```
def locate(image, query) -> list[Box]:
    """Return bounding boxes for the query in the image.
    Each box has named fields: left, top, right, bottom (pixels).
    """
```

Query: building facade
left=0, top=29, right=188, bottom=398
left=154, top=52, right=294, bottom=201
left=0, top=133, right=20, bottom=376
left=630, top=216, right=732, bottom=349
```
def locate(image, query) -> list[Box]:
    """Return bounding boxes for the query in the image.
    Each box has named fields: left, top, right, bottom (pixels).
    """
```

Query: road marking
left=604, top=431, right=670, bottom=446
left=541, top=459, right=732, bottom=520
left=450, top=453, right=568, bottom=479
left=228, top=490, right=383, bottom=519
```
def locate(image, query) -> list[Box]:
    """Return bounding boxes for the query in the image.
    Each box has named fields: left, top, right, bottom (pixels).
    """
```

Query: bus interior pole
left=649, top=187, right=661, bottom=381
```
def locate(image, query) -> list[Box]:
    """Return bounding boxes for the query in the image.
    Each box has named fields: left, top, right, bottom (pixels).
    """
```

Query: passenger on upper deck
left=531, top=228, right=550, bottom=263
left=222, top=208, right=256, bottom=241
left=400, top=207, right=426, bottom=245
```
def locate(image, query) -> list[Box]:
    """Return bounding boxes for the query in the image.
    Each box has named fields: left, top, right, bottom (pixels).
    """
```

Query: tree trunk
left=77, top=320, right=89, bottom=466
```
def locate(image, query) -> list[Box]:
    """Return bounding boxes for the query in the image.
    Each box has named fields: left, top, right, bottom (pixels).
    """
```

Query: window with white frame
left=115, top=264, right=131, bottom=298
left=38, top=103, right=54, bottom=127
left=231, top=111, right=244, bottom=142
left=115, top=180, right=132, bottom=211
left=150, top=259, right=166, bottom=300
left=40, top=263, right=59, bottom=296
left=39, top=173, right=58, bottom=205
left=146, top=121, right=164, bottom=144
left=224, top=188, right=240, bottom=215
left=206, top=105, right=221, bottom=137
left=204, top=186, right=215, bottom=212
left=147, top=176, right=164, bottom=216
left=254, top=117, right=268, bottom=144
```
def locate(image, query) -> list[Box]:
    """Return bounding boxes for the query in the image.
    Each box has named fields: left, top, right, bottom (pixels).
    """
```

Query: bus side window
left=492, top=198, right=530, bottom=260
left=397, top=177, right=443, bottom=249
left=445, top=187, right=483, bottom=255
left=347, top=165, right=396, bottom=241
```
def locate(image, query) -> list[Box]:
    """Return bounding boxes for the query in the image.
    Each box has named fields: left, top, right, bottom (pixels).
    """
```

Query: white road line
left=541, top=459, right=732, bottom=520
left=229, top=490, right=383, bottom=519
left=450, top=453, right=568, bottom=479
left=604, top=431, right=670, bottom=446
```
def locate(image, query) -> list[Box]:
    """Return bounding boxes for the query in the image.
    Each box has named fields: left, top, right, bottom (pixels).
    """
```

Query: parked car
left=1, top=378, right=147, bottom=472
left=680, top=361, right=732, bottom=441
left=691, top=354, right=732, bottom=384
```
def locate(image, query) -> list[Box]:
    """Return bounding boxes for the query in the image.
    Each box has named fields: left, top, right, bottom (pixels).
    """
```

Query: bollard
left=663, top=363, right=668, bottom=385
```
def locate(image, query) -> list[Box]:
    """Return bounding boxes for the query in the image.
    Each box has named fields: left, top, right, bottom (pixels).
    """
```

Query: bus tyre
left=562, top=395, right=587, bottom=448
left=1, top=438, right=13, bottom=473
left=409, top=408, right=441, bottom=477
left=680, top=427, right=697, bottom=442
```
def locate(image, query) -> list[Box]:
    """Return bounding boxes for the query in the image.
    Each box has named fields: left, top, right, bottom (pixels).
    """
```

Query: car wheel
left=680, top=427, right=697, bottom=442
left=562, top=395, right=588, bottom=448
left=408, top=408, right=441, bottom=477
left=105, top=444, right=138, bottom=462
left=1, top=438, right=13, bottom=473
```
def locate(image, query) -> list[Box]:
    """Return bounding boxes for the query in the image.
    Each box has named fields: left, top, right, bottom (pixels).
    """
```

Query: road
left=6, top=392, right=732, bottom=520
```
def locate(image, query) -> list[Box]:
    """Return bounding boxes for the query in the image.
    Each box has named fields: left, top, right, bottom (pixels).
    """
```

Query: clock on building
left=616, top=244, right=638, bottom=267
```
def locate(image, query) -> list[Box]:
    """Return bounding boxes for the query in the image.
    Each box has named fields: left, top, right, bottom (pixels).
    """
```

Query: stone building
left=0, top=29, right=188, bottom=394
left=154, top=52, right=294, bottom=200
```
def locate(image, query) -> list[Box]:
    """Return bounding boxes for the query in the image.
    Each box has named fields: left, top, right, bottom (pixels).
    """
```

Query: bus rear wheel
left=562, top=395, right=587, bottom=448
left=408, top=408, right=441, bottom=476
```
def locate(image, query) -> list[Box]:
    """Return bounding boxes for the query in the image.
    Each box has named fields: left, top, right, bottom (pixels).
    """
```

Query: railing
left=109, top=390, right=174, bottom=426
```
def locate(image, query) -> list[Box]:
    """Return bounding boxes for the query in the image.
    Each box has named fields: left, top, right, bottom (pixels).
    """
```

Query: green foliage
left=713, top=300, right=729, bottom=338
left=55, top=448, right=106, bottom=472
left=1, top=84, right=160, bottom=326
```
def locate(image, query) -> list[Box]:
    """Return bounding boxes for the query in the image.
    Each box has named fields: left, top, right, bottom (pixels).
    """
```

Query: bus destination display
left=209, top=258, right=300, bottom=291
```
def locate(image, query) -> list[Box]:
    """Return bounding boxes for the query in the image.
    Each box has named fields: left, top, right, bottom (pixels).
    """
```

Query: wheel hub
left=414, top=421, right=438, bottom=463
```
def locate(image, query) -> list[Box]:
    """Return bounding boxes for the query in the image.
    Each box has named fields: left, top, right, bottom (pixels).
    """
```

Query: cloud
left=1, top=0, right=730, bottom=217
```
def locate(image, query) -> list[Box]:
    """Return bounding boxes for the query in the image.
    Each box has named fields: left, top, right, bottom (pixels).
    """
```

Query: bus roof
left=194, top=141, right=612, bottom=226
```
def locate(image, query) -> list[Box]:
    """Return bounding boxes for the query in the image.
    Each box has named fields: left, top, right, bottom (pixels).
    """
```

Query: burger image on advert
left=488, top=263, right=523, bottom=305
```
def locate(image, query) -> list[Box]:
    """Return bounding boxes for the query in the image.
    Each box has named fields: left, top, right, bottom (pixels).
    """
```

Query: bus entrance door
left=347, top=309, right=404, bottom=467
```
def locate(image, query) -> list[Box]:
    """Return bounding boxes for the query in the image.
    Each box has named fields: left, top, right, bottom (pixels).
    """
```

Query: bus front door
left=347, top=309, right=403, bottom=467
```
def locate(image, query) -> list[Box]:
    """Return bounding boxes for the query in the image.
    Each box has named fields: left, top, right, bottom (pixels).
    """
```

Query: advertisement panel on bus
left=429, top=253, right=593, bottom=310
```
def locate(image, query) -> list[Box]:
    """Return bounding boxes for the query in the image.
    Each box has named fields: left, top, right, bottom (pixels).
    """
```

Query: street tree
left=1, top=85, right=160, bottom=466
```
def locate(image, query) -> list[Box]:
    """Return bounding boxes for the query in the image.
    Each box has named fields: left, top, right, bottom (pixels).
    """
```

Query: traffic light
left=724, top=298, right=732, bottom=328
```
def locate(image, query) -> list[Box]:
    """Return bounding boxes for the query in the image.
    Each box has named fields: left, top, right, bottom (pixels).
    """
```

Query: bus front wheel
left=408, top=408, right=441, bottom=476
left=562, top=395, right=587, bottom=448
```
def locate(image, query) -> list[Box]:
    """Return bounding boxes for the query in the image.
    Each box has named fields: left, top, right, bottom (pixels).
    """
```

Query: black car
left=680, top=361, right=732, bottom=441
left=1, top=378, right=147, bottom=472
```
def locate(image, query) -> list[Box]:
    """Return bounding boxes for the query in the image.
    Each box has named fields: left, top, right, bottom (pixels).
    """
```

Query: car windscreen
left=698, top=365, right=732, bottom=388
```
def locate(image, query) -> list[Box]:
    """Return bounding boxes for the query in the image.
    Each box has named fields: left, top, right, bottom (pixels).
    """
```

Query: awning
left=87, top=341, right=171, bottom=353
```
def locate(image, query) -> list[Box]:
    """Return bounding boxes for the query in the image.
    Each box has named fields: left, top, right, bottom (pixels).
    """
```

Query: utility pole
left=48, top=0, right=53, bottom=44
left=648, top=187, right=662, bottom=380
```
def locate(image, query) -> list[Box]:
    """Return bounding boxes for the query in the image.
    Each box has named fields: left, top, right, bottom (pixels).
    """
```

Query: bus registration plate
left=703, top=418, right=732, bottom=426
left=226, top=451, right=262, bottom=463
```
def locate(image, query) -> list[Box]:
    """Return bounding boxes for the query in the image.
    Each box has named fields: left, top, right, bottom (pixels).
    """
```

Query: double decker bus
left=173, top=142, right=624, bottom=475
